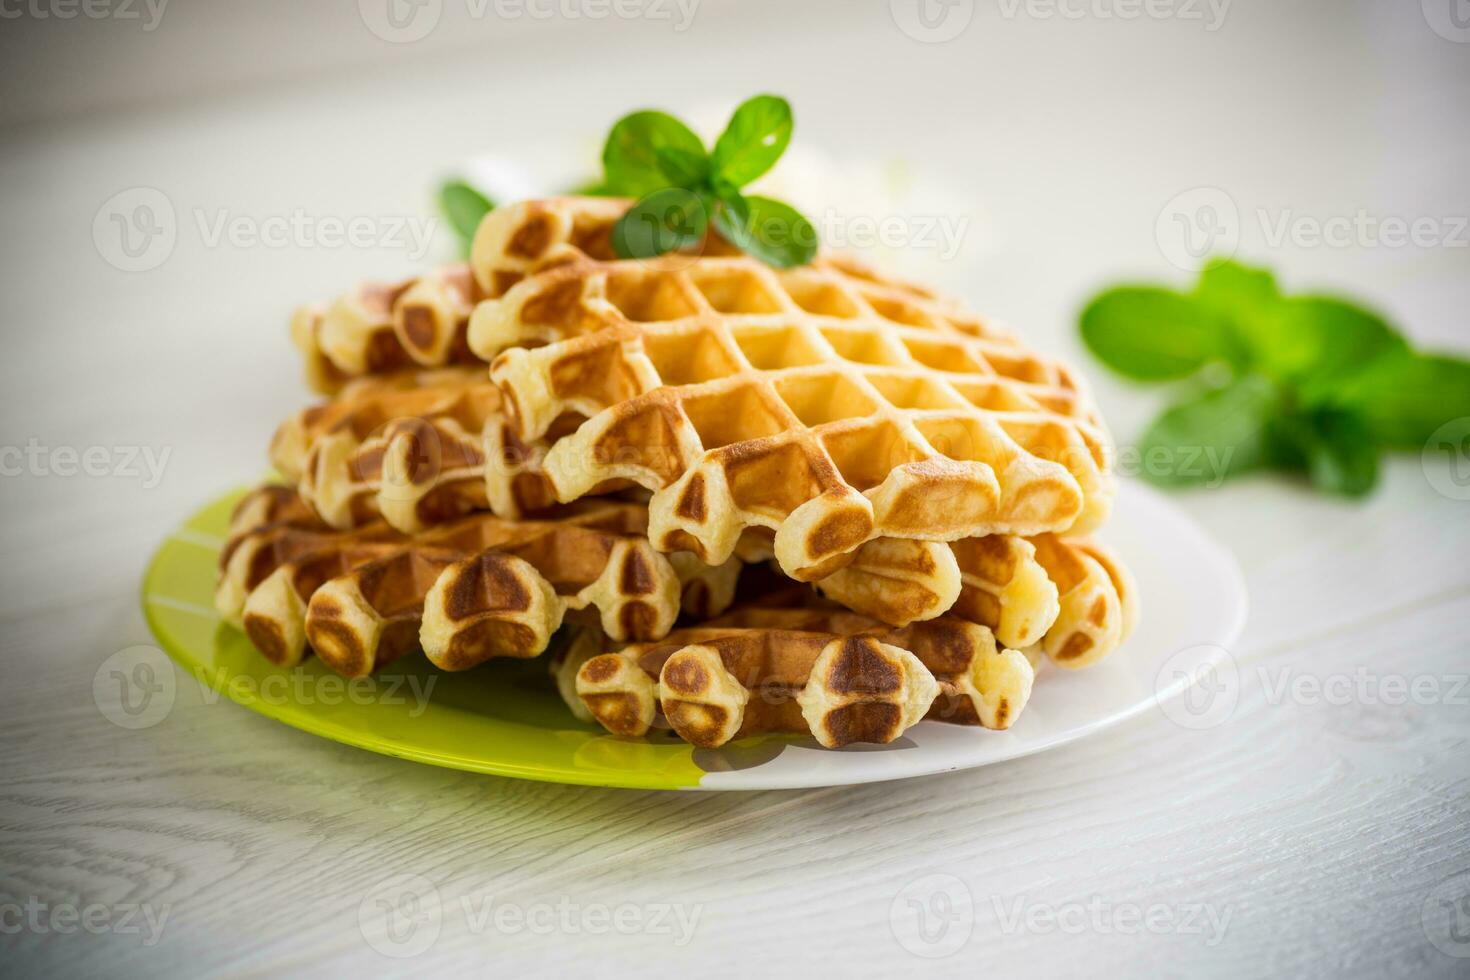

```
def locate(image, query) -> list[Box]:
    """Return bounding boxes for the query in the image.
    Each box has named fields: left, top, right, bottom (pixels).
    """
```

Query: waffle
left=575, top=599, right=1034, bottom=749
left=288, top=199, right=692, bottom=390
left=216, top=486, right=739, bottom=676
left=1028, top=535, right=1140, bottom=669
left=270, top=368, right=557, bottom=532
left=549, top=626, right=607, bottom=724
left=469, top=198, right=1114, bottom=581
left=815, top=533, right=1135, bottom=668
left=290, top=264, right=486, bottom=393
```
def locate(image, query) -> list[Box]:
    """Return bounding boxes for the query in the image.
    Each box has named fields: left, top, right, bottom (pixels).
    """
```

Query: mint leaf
left=1079, top=253, right=1466, bottom=500
left=1195, top=259, right=1281, bottom=323
left=711, top=95, right=793, bottom=188
left=438, top=180, right=494, bottom=257
left=1079, top=288, right=1229, bottom=382
left=1193, top=258, right=1278, bottom=371
left=611, top=188, right=709, bottom=260
left=713, top=193, right=817, bottom=269
left=1245, top=297, right=1408, bottom=399
left=594, top=97, right=815, bottom=267
left=1272, top=408, right=1380, bottom=497
left=602, top=111, right=706, bottom=197
left=654, top=146, right=710, bottom=188
left=1328, top=351, right=1470, bottom=449
left=568, top=178, right=613, bottom=196
left=1137, top=375, right=1281, bottom=487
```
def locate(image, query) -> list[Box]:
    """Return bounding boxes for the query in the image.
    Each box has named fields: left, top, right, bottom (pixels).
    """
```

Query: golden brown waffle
left=812, top=537, right=964, bottom=628
left=817, top=533, right=1138, bottom=666
left=215, top=486, right=739, bottom=677
left=469, top=199, right=1114, bottom=581
left=575, top=598, right=1033, bottom=749
left=1029, top=535, right=1140, bottom=669
left=290, top=264, right=485, bottom=393
left=289, top=199, right=714, bottom=389
left=469, top=195, right=631, bottom=299
left=270, top=368, right=557, bottom=533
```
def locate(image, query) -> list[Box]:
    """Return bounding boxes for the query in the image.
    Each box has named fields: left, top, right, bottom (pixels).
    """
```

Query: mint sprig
left=1081, top=258, right=1470, bottom=497
left=438, top=179, right=495, bottom=258
left=600, top=95, right=818, bottom=268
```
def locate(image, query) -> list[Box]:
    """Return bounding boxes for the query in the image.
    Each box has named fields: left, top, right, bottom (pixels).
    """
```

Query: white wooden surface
left=2, top=2, right=1468, bottom=976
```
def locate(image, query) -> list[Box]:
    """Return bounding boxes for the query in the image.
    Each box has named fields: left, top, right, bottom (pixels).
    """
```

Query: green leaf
left=438, top=180, right=494, bottom=257
left=1195, top=259, right=1281, bottom=318
left=654, top=146, right=710, bottom=188
left=1328, top=351, right=1470, bottom=449
left=567, top=177, right=613, bottom=196
left=1271, top=408, right=1380, bottom=497
left=610, top=188, right=709, bottom=260
left=712, top=192, right=817, bottom=268
left=711, top=95, right=793, bottom=188
left=1193, top=258, right=1280, bottom=371
left=1241, top=296, right=1408, bottom=398
left=1079, top=287, right=1229, bottom=382
left=1137, top=375, right=1281, bottom=487
left=602, top=111, right=706, bottom=197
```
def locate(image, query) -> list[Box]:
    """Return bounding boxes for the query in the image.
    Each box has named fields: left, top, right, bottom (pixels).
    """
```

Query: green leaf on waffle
left=611, top=187, right=710, bottom=259
left=600, top=96, right=816, bottom=266
left=711, top=94, right=794, bottom=188
left=603, top=111, right=707, bottom=197
left=438, top=180, right=494, bottom=258
left=713, top=192, right=818, bottom=269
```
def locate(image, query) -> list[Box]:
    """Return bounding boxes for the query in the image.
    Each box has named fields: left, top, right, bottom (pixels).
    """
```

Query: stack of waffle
left=226, top=197, right=1137, bottom=749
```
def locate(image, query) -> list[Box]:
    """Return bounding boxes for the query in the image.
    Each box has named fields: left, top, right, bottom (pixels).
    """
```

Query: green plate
left=142, top=489, right=714, bottom=789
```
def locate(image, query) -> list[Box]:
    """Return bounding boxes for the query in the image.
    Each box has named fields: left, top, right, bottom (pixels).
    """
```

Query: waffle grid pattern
left=216, top=487, right=738, bottom=677
left=483, top=251, right=1113, bottom=579
left=573, top=603, right=1034, bottom=748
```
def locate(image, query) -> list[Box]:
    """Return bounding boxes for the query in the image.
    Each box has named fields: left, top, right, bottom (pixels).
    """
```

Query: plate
left=142, top=482, right=1247, bottom=790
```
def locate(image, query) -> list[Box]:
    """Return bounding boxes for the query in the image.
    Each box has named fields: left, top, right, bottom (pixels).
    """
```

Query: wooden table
left=2, top=2, right=1467, bottom=975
